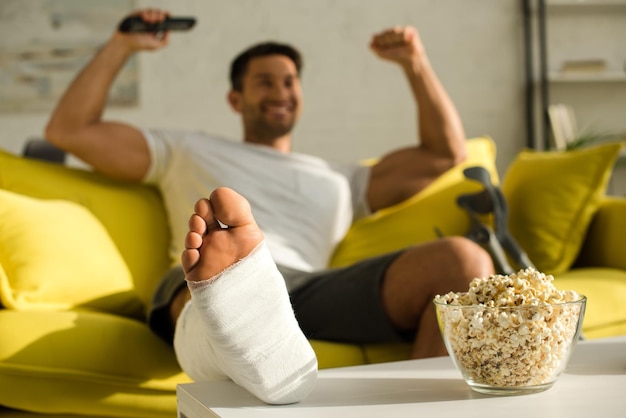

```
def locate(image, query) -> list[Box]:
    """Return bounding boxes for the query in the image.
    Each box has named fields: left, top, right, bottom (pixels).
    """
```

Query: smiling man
left=228, top=44, right=302, bottom=151
left=45, top=8, right=494, bottom=405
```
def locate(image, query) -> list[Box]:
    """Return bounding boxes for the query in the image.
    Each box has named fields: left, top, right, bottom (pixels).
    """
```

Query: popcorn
left=434, top=268, right=584, bottom=388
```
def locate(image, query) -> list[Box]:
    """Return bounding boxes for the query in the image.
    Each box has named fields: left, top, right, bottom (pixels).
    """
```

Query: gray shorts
left=147, top=251, right=407, bottom=346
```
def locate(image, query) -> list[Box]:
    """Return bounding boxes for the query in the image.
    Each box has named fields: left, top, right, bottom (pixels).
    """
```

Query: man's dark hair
left=229, top=42, right=303, bottom=92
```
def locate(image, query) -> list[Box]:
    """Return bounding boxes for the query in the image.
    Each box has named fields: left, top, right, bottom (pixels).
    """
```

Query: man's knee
left=397, top=236, right=493, bottom=287
left=436, top=236, right=494, bottom=279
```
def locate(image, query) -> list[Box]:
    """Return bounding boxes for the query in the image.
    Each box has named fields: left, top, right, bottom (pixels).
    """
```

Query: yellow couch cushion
left=500, top=142, right=622, bottom=275
left=0, top=308, right=372, bottom=417
left=0, top=150, right=171, bottom=310
left=0, top=309, right=187, bottom=417
left=330, top=136, right=498, bottom=267
left=0, top=189, right=142, bottom=316
left=555, top=268, right=626, bottom=339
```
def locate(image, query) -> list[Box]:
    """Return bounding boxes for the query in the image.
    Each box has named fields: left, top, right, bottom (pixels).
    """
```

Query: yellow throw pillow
left=501, top=142, right=622, bottom=275
left=0, top=189, right=142, bottom=316
left=0, top=149, right=171, bottom=311
left=330, top=136, right=498, bottom=268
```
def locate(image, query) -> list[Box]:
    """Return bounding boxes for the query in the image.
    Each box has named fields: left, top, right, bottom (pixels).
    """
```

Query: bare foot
left=181, top=187, right=265, bottom=282
left=174, top=188, right=317, bottom=404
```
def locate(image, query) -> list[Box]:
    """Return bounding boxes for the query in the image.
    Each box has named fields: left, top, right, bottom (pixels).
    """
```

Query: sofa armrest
left=576, top=197, right=626, bottom=270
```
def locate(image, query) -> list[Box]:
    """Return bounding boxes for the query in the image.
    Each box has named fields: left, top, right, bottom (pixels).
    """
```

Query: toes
left=181, top=248, right=200, bottom=274
left=181, top=189, right=262, bottom=280
left=209, top=187, right=254, bottom=228
left=194, top=198, right=215, bottom=225
left=193, top=197, right=230, bottom=231
left=191, top=189, right=254, bottom=230
left=184, top=229, right=203, bottom=250
left=188, top=213, right=208, bottom=236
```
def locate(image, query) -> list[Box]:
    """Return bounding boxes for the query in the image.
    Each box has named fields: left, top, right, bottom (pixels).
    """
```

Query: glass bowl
left=434, top=296, right=586, bottom=395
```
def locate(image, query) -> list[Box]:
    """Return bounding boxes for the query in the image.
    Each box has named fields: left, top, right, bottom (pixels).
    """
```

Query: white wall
left=0, top=0, right=526, bottom=176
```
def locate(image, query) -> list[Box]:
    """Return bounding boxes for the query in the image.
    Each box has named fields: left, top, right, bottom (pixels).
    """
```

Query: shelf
left=548, top=72, right=626, bottom=82
left=546, top=1, right=626, bottom=14
left=524, top=0, right=626, bottom=150
left=547, top=0, right=626, bottom=9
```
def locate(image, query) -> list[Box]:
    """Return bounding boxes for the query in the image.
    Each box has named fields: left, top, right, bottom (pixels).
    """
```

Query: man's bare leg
left=381, top=237, right=495, bottom=359
left=173, top=187, right=317, bottom=404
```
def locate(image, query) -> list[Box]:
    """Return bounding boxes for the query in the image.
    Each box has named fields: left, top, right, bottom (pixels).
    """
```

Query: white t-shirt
left=142, top=129, right=371, bottom=272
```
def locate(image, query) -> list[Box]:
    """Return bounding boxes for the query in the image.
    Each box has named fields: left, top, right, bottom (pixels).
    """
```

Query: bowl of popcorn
left=434, top=268, right=586, bottom=396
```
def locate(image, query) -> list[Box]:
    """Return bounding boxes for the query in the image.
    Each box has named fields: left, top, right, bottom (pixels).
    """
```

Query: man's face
left=231, top=54, right=302, bottom=143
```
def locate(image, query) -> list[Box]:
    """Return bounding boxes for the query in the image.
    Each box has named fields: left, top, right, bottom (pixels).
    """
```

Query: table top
left=177, top=336, right=626, bottom=418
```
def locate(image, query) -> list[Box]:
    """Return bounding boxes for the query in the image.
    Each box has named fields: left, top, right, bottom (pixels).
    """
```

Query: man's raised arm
left=45, top=9, right=171, bottom=181
left=367, top=26, right=467, bottom=211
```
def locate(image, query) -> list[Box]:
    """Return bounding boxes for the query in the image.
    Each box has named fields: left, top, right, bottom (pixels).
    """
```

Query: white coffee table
left=177, top=336, right=626, bottom=417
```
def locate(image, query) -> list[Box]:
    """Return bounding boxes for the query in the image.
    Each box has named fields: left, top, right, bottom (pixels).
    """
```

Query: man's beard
left=243, top=104, right=296, bottom=143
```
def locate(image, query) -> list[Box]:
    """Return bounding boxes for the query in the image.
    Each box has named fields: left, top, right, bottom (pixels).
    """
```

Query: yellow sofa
left=1, top=137, right=625, bottom=417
